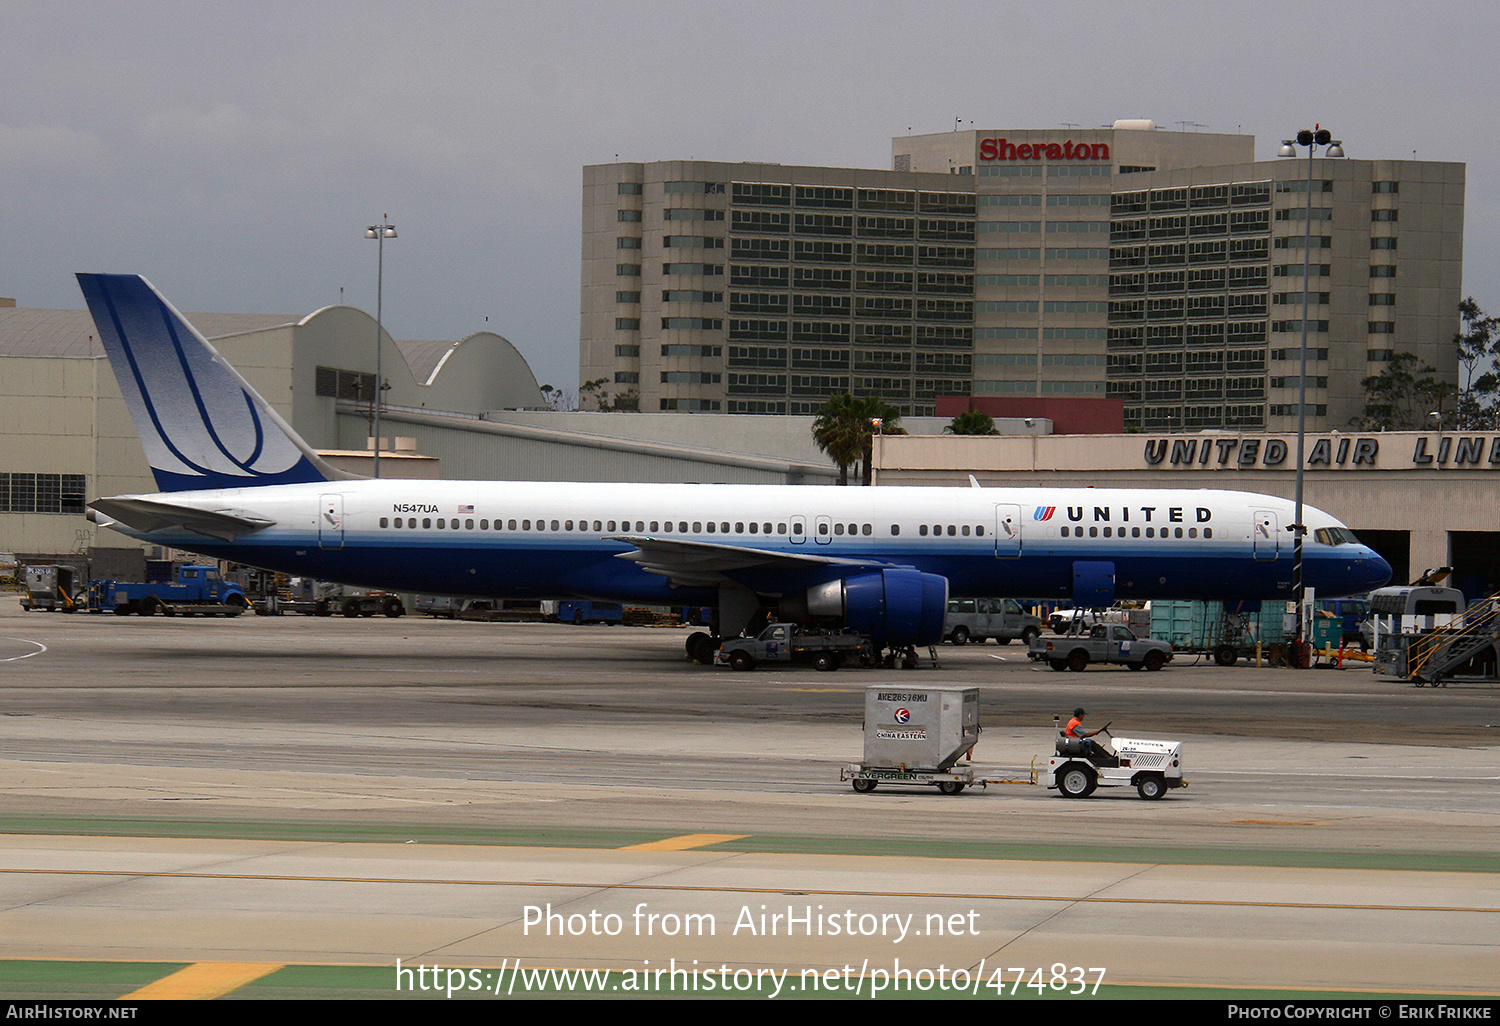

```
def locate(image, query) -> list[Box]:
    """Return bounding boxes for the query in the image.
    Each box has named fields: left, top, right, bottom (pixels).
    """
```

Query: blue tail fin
left=78, top=273, right=345, bottom=492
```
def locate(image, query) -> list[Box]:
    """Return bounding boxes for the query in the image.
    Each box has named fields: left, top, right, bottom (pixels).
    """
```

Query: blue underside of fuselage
left=141, top=532, right=1389, bottom=603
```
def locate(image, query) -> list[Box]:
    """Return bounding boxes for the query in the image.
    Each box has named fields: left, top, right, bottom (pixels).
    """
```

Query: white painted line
left=0, top=638, right=47, bottom=662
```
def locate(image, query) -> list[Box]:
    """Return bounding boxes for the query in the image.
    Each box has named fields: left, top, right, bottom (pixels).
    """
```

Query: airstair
left=1404, top=591, right=1500, bottom=686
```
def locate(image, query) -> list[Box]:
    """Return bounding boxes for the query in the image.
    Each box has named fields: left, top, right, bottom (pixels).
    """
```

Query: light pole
left=364, top=219, right=397, bottom=478
left=1277, top=129, right=1344, bottom=660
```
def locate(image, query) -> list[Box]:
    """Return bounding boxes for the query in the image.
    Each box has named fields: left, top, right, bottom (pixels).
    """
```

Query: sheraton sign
left=978, top=138, right=1110, bottom=162
left=1142, top=434, right=1500, bottom=469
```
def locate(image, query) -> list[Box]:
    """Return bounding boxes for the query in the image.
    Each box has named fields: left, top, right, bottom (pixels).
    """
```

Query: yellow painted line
left=120, top=961, right=283, bottom=1000
left=1229, top=819, right=1327, bottom=826
left=617, top=833, right=749, bottom=851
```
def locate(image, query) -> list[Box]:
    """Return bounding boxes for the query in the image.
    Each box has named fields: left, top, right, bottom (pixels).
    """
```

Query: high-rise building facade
left=582, top=161, right=980, bottom=416
left=582, top=125, right=1464, bottom=430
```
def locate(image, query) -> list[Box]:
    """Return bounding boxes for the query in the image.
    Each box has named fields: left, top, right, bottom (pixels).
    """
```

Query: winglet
left=77, top=273, right=352, bottom=492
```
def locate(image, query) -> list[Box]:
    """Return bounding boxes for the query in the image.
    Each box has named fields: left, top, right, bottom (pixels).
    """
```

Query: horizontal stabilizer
left=89, top=497, right=276, bottom=542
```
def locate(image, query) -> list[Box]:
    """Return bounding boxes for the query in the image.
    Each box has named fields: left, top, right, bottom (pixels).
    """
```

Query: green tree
left=812, top=393, right=903, bottom=485
left=577, top=377, right=640, bottom=412
left=944, top=410, right=999, bottom=435
left=1352, top=352, right=1453, bottom=430
left=1455, top=298, right=1500, bottom=429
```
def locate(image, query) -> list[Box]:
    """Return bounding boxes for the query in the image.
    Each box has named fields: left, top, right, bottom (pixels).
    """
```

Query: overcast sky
left=4, top=1, right=1497, bottom=391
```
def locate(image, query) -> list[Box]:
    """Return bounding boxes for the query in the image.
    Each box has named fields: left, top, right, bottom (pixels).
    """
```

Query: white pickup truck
left=1028, top=623, right=1173, bottom=672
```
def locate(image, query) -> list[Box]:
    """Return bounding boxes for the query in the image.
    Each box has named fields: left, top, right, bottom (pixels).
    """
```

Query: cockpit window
left=1314, top=527, right=1360, bottom=546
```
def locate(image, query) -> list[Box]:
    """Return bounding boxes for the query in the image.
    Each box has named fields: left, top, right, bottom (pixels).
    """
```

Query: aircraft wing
left=89, top=497, right=277, bottom=542
left=612, top=536, right=888, bottom=589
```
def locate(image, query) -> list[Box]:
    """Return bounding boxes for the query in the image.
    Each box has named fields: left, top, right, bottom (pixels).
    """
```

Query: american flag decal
left=458, top=504, right=474, bottom=514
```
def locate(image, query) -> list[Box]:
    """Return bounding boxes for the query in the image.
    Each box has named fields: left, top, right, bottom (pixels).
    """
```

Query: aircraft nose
left=1358, top=548, right=1393, bottom=591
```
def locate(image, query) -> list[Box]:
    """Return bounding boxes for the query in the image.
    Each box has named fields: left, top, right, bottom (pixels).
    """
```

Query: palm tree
left=945, top=410, right=999, bottom=435
left=812, top=394, right=904, bottom=485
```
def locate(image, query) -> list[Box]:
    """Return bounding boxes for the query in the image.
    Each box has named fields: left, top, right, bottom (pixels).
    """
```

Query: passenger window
left=707, top=522, right=717, bottom=533
left=863, top=524, right=871, bottom=536
left=1132, top=527, right=1140, bottom=538
left=650, top=521, right=659, bottom=532
left=721, top=522, right=729, bottom=532
left=976, top=525, right=984, bottom=536
left=480, top=519, right=488, bottom=530
left=466, top=519, right=474, bottom=530
left=736, top=522, right=744, bottom=533
left=423, top=518, right=432, bottom=529
left=947, top=525, right=956, bottom=537
left=408, top=518, right=417, bottom=529
left=834, top=523, right=844, bottom=535
left=961, top=525, right=970, bottom=536
left=437, top=518, right=446, bottom=529
left=919, top=525, right=929, bottom=536
left=379, top=517, right=388, bottom=528
left=1103, top=527, right=1112, bottom=538
left=1204, top=528, right=1213, bottom=539
left=693, top=522, right=702, bottom=532
left=1174, top=528, right=1183, bottom=538
left=679, top=521, right=688, bottom=532
left=778, top=523, right=787, bottom=534
left=763, top=523, right=772, bottom=533
left=749, top=522, right=758, bottom=534
left=1089, top=527, right=1098, bottom=538
left=891, top=525, right=900, bottom=536
left=1188, top=528, right=1197, bottom=538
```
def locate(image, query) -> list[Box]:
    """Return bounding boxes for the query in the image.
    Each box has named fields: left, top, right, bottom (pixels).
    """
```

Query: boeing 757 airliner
left=77, top=273, right=1391, bottom=653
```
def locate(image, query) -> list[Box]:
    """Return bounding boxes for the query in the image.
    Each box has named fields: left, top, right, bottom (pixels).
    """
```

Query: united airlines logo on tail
left=1033, top=506, right=1056, bottom=521
left=77, top=273, right=334, bottom=492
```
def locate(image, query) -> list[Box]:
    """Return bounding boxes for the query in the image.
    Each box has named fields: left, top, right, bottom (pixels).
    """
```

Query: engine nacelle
left=804, top=568, right=948, bottom=648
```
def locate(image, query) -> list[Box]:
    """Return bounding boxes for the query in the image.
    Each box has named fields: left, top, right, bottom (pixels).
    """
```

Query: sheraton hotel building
left=581, top=122, right=1464, bottom=432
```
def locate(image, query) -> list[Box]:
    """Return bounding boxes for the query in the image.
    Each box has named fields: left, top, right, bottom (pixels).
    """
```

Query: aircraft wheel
left=1057, top=765, right=1096, bottom=798
left=1136, top=775, right=1167, bottom=800
left=937, top=781, right=965, bottom=795
left=851, top=778, right=877, bottom=793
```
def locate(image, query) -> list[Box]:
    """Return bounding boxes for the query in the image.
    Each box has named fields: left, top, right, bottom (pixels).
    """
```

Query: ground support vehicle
left=1368, top=585, right=1469, bottom=680
left=21, top=564, right=89, bottom=612
left=1029, top=624, right=1173, bottom=672
left=92, top=565, right=248, bottom=616
left=557, top=600, right=624, bottom=624
left=943, top=598, right=1041, bottom=646
left=1149, top=599, right=1285, bottom=666
left=254, top=577, right=404, bottom=617
left=1044, top=726, right=1185, bottom=800
left=844, top=686, right=980, bottom=794
left=718, top=622, right=872, bottom=671
left=1396, top=589, right=1500, bottom=687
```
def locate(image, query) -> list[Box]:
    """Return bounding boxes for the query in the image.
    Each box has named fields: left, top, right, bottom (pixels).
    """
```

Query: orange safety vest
left=1066, top=717, right=1085, bottom=737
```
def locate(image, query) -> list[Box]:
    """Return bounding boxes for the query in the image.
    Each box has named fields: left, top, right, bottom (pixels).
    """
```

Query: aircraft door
left=814, top=515, right=833, bottom=545
left=995, top=504, right=1021, bottom=558
left=319, top=494, right=345, bottom=549
left=1253, top=509, right=1278, bottom=561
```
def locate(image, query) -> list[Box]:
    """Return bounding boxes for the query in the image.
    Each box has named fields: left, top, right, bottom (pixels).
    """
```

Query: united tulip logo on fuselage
left=1034, top=506, right=1056, bottom=521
